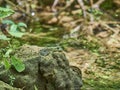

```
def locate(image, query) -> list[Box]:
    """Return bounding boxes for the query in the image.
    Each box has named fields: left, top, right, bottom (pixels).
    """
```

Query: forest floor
left=66, top=47, right=120, bottom=90
left=0, top=0, right=120, bottom=89
left=10, top=31, right=120, bottom=90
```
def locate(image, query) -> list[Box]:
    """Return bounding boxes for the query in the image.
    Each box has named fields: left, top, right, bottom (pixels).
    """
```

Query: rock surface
left=0, top=45, right=82, bottom=90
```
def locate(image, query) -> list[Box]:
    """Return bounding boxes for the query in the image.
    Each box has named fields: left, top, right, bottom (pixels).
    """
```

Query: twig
left=4, top=0, right=32, bottom=17
left=54, top=0, right=74, bottom=17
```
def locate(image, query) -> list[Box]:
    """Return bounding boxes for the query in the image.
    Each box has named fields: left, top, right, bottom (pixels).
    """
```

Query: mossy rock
left=0, top=45, right=82, bottom=90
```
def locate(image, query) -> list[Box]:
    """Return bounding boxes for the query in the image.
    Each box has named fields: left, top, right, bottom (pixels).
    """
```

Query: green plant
left=1, top=48, right=25, bottom=72
left=2, top=20, right=27, bottom=38
left=0, top=7, right=14, bottom=40
left=80, top=37, right=100, bottom=53
left=11, top=56, right=25, bottom=72
left=0, top=7, right=27, bottom=40
left=88, top=8, right=103, bottom=20
left=34, top=85, right=38, bottom=90
left=0, top=7, right=25, bottom=72
left=9, top=74, right=15, bottom=85
left=0, top=7, right=14, bottom=19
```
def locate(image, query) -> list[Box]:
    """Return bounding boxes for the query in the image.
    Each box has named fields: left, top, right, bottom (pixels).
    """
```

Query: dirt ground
left=65, top=47, right=120, bottom=90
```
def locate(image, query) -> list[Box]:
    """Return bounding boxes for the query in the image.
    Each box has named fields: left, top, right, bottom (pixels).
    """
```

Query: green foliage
left=4, top=49, right=13, bottom=57
left=89, top=9, right=103, bottom=16
left=82, top=76, right=120, bottom=90
left=2, top=20, right=27, bottom=38
left=34, top=85, right=38, bottom=90
left=11, top=56, right=25, bottom=72
left=0, top=35, right=10, bottom=40
left=0, top=7, right=14, bottom=19
left=60, top=37, right=100, bottom=53
left=18, top=22, right=27, bottom=28
left=0, top=48, right=25, bottom=72
left=1, top=19, right=14, bottom=24
left=0, top=7, right=27, bottom=40
left=88, top=9, right=103, bottom=20
left=3, top=48, right=12, bottom=70
left=9, top=74, right=15, bottom=85
left=4, top=58, right=11, bottom=70
left=79, top=37, right=100, bottom=53
left=0, top=7, right=26, bottom=72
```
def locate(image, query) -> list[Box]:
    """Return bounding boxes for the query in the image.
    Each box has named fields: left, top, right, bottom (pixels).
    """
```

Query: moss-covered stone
left=0, top=45, right=82, bottom=90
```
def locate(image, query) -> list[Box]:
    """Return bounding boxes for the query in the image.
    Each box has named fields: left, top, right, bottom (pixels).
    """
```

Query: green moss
left=29, top=37, right=60, bottom=46
left=82, top=77, right=120, bottom=90
left=60, top=36, right=101, bottom=53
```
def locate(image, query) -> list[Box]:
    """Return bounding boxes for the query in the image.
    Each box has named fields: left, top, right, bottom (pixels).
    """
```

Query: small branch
left=4, top=0, right=32, bottom=17
left=54, top=0, right=74, bottom=17
left=92, top=0, right=105, bottom=9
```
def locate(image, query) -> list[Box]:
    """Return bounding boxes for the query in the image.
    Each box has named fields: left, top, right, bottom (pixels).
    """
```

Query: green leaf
left=2, top=20, right=14, bottom=25
left=0, top=7, right=14, bottom=19
left=8, top=31, right=25, bottom=38
left=0, top=35, right=10, bottom=40
left=9, top=24, right=25, bottom=38
left=34, top=85, right=38, bottom=90
left=4, top=58, right=11, bottom=70
left=19, top=27, right=26, bottom=32
left=18, top=22, right=27, bottom=28
left=10, top=24, right=17, bottom=32
left=4, top=49, right=13, bottom=57
left=11, top=56, right=25, bottom=72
